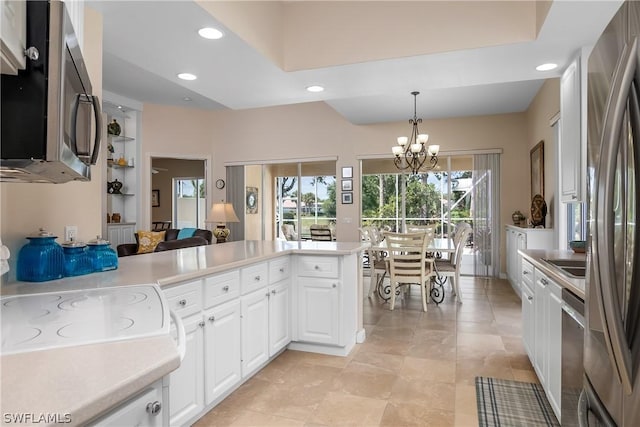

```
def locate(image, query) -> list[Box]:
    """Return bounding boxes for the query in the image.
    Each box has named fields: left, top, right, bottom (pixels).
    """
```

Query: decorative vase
left=110, top=179, right=123, bottom=194
left=107, top=119, right=121, bottom=136
left=530, top=194, right=547, bottom=228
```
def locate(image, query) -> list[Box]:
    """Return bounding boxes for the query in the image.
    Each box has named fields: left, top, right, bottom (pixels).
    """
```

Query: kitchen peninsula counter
left=1, top=240, right=367, bottom=426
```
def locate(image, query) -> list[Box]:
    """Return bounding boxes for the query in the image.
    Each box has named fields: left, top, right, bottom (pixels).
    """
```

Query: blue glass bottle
left=62, top=241, right=93, bottom=277
left=87, top=236, right=118, bottom=272
left=17, top=229, right=64, bottom=282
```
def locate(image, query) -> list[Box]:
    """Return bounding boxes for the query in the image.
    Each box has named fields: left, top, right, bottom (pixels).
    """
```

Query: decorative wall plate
left=246, top=187, right=258, bottom=214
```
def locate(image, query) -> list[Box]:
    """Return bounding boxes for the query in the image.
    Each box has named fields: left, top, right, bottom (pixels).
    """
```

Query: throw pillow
left=137, top=230, right=166, bottom=254
left=177, top=228, right=197, bottom=239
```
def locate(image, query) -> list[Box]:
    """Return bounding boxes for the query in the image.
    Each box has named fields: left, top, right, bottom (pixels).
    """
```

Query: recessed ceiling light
left=536, top=63, right=558, bottom=71
left=306, top=85, right=324, bottom=93
left=117, top=105, right=122, bottom=109
left=177, top=73, right=197, bottom=81
left=183, top=97, right=192, bottom=102
left=198, top=27, right=224, bottom=40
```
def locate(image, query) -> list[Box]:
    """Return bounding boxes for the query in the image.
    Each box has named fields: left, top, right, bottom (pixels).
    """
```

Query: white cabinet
left=529, top=267, right=563, bottom=422
left=560, top=56, right=583, bottom=202
left=521, top=260, right=535, bottom=360
left=204, top=299, right=241, bottom=405
left=505, top=225, right=554, bottom=297
left=168, top=315, right=204, bottom=427
left=297, top=278, right=341, bottom=345
left=1, top=0, right=26, bottom=75
left=241, top=288, right=270, bottom=378
left=89, top=380, right=165, bottom=427
left=268, top=280, right=291, bottom=356
left=107, top=223, right=136, bottom=250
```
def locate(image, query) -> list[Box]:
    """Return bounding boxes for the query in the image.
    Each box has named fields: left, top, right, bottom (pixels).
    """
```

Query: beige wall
left=245, top=165, right=263, bottom=240
left=0, top=8, right=103, bottom=283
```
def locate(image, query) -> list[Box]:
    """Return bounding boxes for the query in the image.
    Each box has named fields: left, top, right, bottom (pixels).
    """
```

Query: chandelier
left=392, top=91, right=440, bottom=175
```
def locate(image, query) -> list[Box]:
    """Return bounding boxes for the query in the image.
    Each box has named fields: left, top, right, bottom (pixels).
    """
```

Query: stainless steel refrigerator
left=585, top=1, right=640, bottom=425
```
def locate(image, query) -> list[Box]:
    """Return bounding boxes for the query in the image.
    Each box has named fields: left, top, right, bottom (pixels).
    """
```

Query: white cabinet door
left=90, top=380, right=164, bottom=427
left=560, top=57, right=582, bottom=202
left=521, top=282, right=535, bottom=360
left=533, top=272, right=548, bottom=387
left=268, top=280, right=291, bottom=356
left=547, top=282, right=563, bottom=420
left=107, top=224, right=136, bottom=249
left=204, top=300, right=241, bottom=405
left=1, top=0, right=26, bottom=75
left=298, top=278, right=340, bottom=345
left=169, top=316, right=204, bottom=427
left=241, top=289, right=269, bottom=378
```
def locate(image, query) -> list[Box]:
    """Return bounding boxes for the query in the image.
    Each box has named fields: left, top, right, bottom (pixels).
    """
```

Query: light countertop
left=0, top=240, right=367, bottom=425
left=518, top=249, right=586, bottom=300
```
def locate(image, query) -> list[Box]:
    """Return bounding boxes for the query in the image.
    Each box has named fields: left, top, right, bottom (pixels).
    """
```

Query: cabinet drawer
left=164, top=280, right=202, bottom=318
left=297, top=256, right=339, bottom=278
left=522, top=259, right=534, bottom=287
left=204, top=270, right=240, bottom=309
left=269, top=257, right=290, bottom=284
left=241, top=262, right=269, bottom=295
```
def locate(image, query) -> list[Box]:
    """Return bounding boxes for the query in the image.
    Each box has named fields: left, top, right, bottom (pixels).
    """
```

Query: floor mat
left=475, top=376, right=560, bottom=427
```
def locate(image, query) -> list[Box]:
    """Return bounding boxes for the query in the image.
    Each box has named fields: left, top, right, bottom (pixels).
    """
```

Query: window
left=566, top=202, right=586, bottom=242
left=173, top=177, right=206, bottom=228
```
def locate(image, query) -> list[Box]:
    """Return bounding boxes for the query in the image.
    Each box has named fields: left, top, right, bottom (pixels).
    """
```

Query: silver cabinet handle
left=314, top=265, right=320, bottom=270
left=279, top=267, right=285, bottom=273
left=208, top=315, right=215, bottom=322
left=222, top=285, right=229, bottom=292
left=266, top=292, right=271, bottom=297
left=523, top=270, right=529, bottom=275
left=146, top=401, right=162, bottom=415
left=332, top=283, right=337, bottom=288
left=527, top=296, right=533, bottom=301
left=540, top=278, right=548, bottom=286
left=198, top=321, right=205, bottom=328
left=179, top=299, right=187, bottom=306
left=271, top=289, right=276, bottom=294
left=255, top=275, right=261, bottom=281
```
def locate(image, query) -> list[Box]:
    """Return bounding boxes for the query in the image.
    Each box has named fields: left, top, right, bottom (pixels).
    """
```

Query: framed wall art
left=341, top=179, right=352, bottom=191
left=246, top=187, right=258, bottom=214
left=151, top=189, right=160, bottom=207
left=342, top=192, right=353, bottom=204
left=530, top=140, right=544, bottom=198
left=341, top=166, right=353, bottom=179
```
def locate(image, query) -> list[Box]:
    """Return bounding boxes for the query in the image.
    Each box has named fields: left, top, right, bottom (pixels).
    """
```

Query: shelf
left=108, top=193, right=135, bottom=196
left=108, top=135, right=135, bottom=142
left=107, top=162, right=134, bottom=169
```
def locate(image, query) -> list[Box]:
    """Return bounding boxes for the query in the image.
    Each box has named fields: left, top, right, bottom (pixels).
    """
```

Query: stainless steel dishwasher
left=561, top=288, right=585, bottom=427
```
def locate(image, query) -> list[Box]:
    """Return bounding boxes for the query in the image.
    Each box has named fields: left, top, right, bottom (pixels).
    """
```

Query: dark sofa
left=117, top=228, right=213, bottom=257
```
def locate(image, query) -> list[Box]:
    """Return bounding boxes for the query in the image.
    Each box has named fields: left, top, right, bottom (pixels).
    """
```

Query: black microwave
left=1, top=0, right=101, bottom=183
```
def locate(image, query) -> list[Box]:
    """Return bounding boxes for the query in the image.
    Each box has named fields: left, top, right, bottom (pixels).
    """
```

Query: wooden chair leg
left=421, top=281, right=428, bottom=312
left=368, top=272, right=377, bottom=298
left=390, top=281, right=396, bottom=310
left=453, top=273, right=463, bottom=303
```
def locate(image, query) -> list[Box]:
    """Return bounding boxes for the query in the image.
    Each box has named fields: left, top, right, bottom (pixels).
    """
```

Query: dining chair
left=361, top=226, right=387, bottom=298
left=281, top=224, right=298, bottom=241
left=434, top=225, right=472, bottom=302
left=384, top=231, right=434, bottom=312
left=310, top=224, right=332, bottom=241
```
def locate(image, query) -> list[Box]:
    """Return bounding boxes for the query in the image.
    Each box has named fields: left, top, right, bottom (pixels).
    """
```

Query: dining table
left=369, top=236, right=455, bottom=304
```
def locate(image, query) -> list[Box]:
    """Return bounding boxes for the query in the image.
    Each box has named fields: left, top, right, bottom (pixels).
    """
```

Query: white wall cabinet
left=204, top=299, right=241, bottom=405
left=506, top=225, right=554, bottom=297
left=560, top=56, right=583, bottom=202
left=1, top=0, right=26, bottom=75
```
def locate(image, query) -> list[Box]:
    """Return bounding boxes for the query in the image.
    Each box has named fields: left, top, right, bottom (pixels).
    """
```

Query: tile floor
left=195, top=276, right=539, bottom=426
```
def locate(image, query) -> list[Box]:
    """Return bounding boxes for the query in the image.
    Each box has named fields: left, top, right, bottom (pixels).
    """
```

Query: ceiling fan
left=151, top=167, right=168, bottom=174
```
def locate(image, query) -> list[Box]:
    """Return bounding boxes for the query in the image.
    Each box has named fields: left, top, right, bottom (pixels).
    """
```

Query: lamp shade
left=206, top=202, right=240, bottom=224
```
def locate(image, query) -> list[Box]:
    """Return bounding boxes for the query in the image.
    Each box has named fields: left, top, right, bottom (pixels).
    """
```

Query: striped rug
left=475, top=377, right=560, bottom=427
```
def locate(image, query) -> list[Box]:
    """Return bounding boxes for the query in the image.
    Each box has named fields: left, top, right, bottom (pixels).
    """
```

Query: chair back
left=406, top=225, right=435, bottom=241
left=281, top=224, right=298, bottom=241
left=310, top=224, right=332, bottom=241
left=453, top=226, right=472, bottom=267
left=384, top=232, right=429, bottom=283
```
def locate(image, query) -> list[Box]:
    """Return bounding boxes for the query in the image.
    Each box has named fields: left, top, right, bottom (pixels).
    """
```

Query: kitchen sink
left=542, top=259, right=586, bottom=278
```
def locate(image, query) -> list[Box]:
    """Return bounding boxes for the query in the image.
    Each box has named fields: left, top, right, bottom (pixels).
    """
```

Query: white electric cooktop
left=1, top=285, right=169, bottom=355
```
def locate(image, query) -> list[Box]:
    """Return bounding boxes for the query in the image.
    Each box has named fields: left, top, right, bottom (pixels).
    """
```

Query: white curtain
left=472, top=153, right=501, bottom=277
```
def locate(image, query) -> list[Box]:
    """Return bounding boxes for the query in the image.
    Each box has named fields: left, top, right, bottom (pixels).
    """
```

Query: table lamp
left=206, top=202, right=240, bottom=243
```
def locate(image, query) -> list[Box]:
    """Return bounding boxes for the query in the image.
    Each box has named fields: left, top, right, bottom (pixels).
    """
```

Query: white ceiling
left=90, top=0, right=623, bottom=125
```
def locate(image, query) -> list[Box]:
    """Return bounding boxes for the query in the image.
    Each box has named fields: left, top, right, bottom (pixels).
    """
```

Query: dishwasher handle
left=170, top=310, right=186, bottom=362
left=562, top=302, right=585, bottom=329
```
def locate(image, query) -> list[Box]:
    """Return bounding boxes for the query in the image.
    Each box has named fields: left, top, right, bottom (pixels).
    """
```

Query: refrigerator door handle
left=594, top=36, right=639, bottom=395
